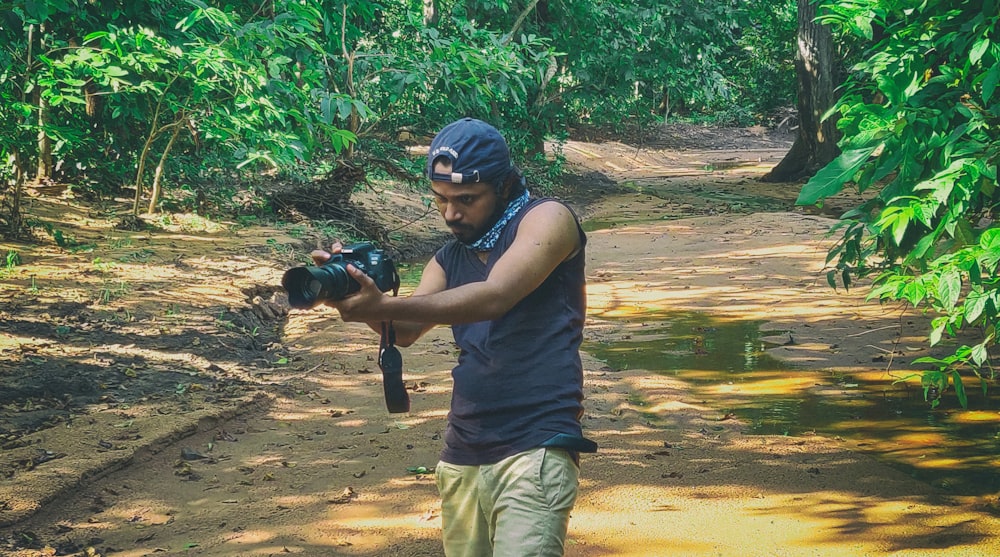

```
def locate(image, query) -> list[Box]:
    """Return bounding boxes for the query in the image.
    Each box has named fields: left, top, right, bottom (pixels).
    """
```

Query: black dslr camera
left=282, top=242, right=409, bottom=414
left=282, top=242, right=399, bottom=310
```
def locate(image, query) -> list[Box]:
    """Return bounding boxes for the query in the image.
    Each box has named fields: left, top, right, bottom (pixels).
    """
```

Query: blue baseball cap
left=426, top=118, right=513, bottom=186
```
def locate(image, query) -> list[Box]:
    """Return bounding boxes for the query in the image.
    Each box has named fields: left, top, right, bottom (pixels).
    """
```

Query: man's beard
left=447, top=201, right=505, bottom=246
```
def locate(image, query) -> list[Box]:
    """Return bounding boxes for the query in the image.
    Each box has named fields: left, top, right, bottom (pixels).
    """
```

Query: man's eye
left=459, top=196, right=474, bottom=205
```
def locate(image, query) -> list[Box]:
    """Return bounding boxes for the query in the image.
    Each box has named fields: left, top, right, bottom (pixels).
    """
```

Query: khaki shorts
left=436, top=447, right=579, bottom=557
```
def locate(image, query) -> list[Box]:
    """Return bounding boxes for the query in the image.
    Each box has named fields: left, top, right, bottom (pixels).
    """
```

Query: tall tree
left=761, top=0, right=840, bottom=182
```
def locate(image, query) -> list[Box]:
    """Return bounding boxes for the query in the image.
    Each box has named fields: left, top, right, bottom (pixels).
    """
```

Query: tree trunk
left=8, top=153, right=26, bottom=237
left=36, top=93, right=52, bottom=182
left=423, top=0, right=438, bottom=26
left=147, top=123, right=182, bottom=214
left=133, top=126, right=159, bottom=216
left=761, top=0, right=840, bottom=183
left=3, top=24, right=34, bottom=237
left=34, top=23, right=52, bottom=182
left=341, top=4, right=357, bottom=159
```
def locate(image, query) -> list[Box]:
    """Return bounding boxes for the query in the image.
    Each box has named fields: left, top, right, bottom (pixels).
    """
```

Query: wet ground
left=585, top=309, right=1000, bottom=496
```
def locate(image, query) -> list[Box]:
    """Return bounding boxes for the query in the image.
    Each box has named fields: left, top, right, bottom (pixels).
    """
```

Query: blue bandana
left=466, top=190, right=530, bottom=252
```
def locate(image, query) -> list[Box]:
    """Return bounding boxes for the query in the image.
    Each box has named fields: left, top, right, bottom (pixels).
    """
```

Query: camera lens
left=282, top=263, right=356, bottom=309
left=305, top=278, right=322, bottom=298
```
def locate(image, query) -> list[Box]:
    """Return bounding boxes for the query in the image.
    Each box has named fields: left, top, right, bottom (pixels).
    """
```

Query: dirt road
left=3, top=126, right=1000, bottom=556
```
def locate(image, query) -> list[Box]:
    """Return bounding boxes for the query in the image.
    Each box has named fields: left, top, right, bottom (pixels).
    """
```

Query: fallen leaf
left=328, top=487, right=356, bottom=504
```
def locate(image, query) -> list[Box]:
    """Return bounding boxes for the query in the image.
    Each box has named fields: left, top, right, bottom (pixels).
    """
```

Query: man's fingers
left=346, top=264, right=375, bottom=286
left=312, top=242, right=346, bottom=265
left=311, top=249, right=331, bottom=265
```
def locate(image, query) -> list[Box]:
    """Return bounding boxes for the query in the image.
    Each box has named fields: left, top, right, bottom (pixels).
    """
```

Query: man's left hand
left=324, top=264, right=387, bottom=322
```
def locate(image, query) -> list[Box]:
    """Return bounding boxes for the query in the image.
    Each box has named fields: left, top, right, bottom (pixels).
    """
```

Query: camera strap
left=378, top=284, right=409, bottom=413
left=379, top=320, right=397, bottom=353
left=378, top=282, right=400, bottom=359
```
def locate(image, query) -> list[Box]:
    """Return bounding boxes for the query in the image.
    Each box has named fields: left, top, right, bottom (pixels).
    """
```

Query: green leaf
left=922, top=370, right=947, bottom=406
left=953, top=218, right=976, bottom=247
left=983, top=63, right=1000, bottom=103
left=951, top=371, right=968, bottom=409
left=104, top=66, right=129, bottom=78
left=929, top=319, right=946, bottom=346
left=83, top=31, right=110, bottom=43
left=796, top=147, right=877, bottom=206
left=937, top=269, right=962, bottom=310
left=980, top=228, right=1000, bottom=250
left=970, top=343, right=988, bottom=366
left=24, top=0, right=50, bottom=22
left=912, top=356, right=951, bottom=366
left=965, top=290, right=988, bottom=323
left=970, top=37, right=990, bottom=66
left=901, top=281, right=927, bottom=306
left=337, top=101, right=353, bottom=121
left=906, top=232, right=937, bottom=263
left=891, top=211, right=909, bottom=247
left=176, top=8, right=205, bottom=32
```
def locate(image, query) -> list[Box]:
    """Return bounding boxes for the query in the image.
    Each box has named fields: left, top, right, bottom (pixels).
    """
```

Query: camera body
left=282, top=242, right=399, bottom=310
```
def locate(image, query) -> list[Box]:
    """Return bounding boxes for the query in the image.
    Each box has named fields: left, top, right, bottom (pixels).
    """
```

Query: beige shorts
left=436, top=447, right=580, bottom=557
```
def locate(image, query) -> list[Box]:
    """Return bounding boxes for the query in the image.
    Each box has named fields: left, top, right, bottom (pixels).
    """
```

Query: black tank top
left=434, top=197, right=587, bottom=465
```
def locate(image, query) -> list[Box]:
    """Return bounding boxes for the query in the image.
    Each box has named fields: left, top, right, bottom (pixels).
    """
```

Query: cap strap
left=430, top=170, right=481, bottom=184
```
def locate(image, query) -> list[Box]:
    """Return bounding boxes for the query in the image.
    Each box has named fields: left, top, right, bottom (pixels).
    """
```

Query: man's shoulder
left=521, top=197, right=582, bottom=227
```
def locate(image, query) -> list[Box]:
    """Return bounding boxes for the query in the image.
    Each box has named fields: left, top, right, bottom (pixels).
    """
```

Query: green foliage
left=800, top=0, right=1000, bottom=404
left=730, top=0, right=797, bottom=119
left=3, top=250, right=21, bottom=274
left=3, top=0, right=359, bottom=217
left=400, top=21, right=559, bottom=149
left=349, top=0, right=796, bottom=146
left=2, top=0, right=799, bottom=233
left=550, top=0, right=783, bottom=128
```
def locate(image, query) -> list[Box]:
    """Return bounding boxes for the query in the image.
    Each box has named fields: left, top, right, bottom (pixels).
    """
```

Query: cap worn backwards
left=426, top=118, right=513, bottom=186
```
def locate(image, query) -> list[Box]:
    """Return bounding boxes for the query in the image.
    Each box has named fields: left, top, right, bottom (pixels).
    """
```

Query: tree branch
left=506, top=0, right=541, bottom=44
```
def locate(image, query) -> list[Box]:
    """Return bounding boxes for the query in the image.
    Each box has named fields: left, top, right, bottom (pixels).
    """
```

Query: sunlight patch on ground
left=643, top=399, right=710, bottom=414
left=574, top=484, right=998, bottom=556
left=706, top=374, right=819, bottom=397
left=950, top=410, right=1000, bottom=424
left=223, top=529, right=280, bottom=544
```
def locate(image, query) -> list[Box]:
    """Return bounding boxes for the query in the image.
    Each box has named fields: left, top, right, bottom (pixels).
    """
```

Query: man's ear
left=496, top=168, right=520, bottom=201
left=496, top=179, right=513, bottom=202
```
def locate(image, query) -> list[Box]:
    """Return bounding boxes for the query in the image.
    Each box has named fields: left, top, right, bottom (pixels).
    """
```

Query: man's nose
left=443, top=203, right=461, bottom=222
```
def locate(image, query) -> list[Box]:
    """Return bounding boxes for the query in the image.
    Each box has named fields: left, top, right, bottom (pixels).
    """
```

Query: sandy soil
left=3, top=124, right=1000, bottom=556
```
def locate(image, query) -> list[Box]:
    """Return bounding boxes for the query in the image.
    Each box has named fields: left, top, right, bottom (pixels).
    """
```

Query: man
left=314, top=117, right=595, bottom=557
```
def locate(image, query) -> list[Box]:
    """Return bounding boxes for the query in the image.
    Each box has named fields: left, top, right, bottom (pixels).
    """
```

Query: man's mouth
left=447, top=221, right=471, bottom=234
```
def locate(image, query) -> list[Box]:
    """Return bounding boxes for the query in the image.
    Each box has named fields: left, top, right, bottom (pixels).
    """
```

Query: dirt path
left=3, top=127, right=1000, bottom=556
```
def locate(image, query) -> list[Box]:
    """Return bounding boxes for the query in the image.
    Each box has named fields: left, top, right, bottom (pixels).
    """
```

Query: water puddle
left=585, top=311, right=1000, bottom=496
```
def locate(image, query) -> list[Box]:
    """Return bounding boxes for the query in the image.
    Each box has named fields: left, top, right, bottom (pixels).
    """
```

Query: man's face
left=430, top=160, right=505, bottom=245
